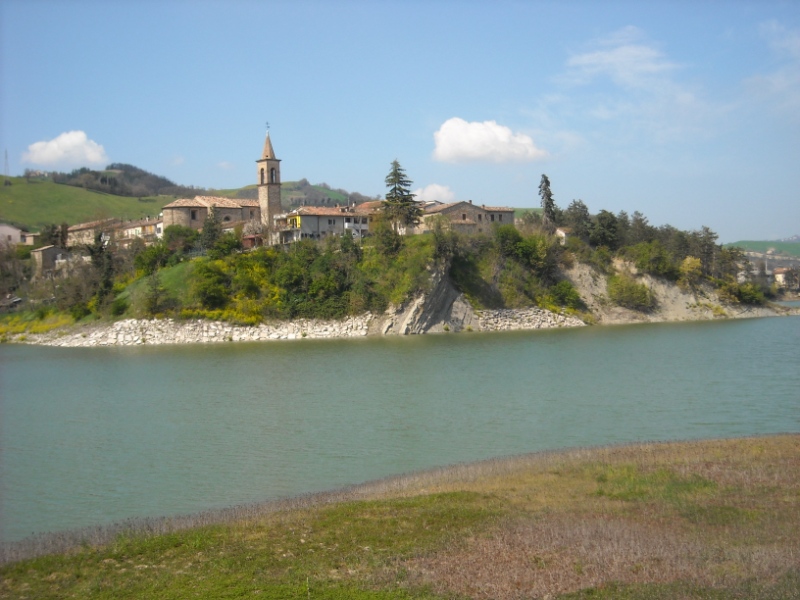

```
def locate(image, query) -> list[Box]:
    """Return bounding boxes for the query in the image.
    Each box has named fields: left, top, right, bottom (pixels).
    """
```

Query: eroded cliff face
left=563, top=261, right=792, bottom=324
left=371, top=266, right=585, bottom=335
left=370, top=267, right=477, bottom=335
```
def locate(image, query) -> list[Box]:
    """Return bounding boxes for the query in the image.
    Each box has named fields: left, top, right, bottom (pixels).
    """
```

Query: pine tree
left=539, top=174, right=556, bottom=232
left=383, top=160, right=421, bottom=232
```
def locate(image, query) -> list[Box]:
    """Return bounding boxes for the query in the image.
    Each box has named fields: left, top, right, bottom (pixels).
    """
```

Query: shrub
left=550, top=280, right=583, bottom=309
left=607, top=274, right=654, bottom=311
left=624, top=240, right=679, bottom=279
left=718, top=281, right=767, bottom=305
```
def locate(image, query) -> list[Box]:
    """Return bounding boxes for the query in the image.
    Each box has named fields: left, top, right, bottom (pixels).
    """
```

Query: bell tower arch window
left=260, top=168, right=265, bottom=185
left=270, top=168, right=277, bottom=183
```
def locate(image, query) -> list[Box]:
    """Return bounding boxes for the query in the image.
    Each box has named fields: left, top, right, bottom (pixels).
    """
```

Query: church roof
left=163, top=196, right=256, bottom=210
left=261, top=132, right=277, bottom=160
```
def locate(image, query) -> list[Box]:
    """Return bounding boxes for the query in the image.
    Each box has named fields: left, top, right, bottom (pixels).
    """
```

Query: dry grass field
left=2, top=435, right=798, bottom=599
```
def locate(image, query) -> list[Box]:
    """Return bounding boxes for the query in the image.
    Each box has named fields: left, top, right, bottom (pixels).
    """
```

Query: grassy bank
left=2, top=435, right=798, bottom=599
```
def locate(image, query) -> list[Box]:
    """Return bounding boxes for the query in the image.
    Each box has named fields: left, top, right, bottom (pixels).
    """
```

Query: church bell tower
left=256, top=131, right=282, bottom=238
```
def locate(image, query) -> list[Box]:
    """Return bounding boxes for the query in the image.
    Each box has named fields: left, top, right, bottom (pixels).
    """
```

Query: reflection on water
left=1, top=316, right=799, bottom=542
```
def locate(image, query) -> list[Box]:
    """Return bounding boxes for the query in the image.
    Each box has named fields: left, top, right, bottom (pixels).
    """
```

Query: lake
left=1, top=316, right=799, bottom=543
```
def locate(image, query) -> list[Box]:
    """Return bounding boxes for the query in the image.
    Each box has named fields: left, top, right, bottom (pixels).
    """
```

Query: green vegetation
left=2, top=436, right=797, bottom=599
left=0, top=176, right=171, bottom=230
left=727, top=239, right=800, bottom=257
left=1, top=168, right=375, bottom=231
left=383, top=160, right=422, bottom=231
left=607, top=274, right=655, bottom=311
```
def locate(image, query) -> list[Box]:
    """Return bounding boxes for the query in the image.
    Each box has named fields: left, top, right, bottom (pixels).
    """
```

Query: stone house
left=30, top=245, right=66, bottom=278
left=416, top=201, right=515, bottom=234
left=162, top=196, right=260, bottom=231
left=0, top=222, right=23, bottom=247
left=66, top=219, right=119, bottom=247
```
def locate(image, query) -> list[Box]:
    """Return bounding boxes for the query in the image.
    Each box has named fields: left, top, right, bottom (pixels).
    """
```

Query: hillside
left=0, top=177, right=170, bottom=230
left=1, top=172, right=374, bottom=231
left=726, top=239, right=800, bottom=258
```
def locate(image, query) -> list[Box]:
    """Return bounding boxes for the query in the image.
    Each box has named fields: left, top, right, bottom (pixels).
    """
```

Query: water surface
left=1, top=316, right=798, bottom=542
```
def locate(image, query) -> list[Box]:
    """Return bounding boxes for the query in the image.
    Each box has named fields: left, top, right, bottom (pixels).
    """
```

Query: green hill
left=0, top=177, right=171, bottom=230
left=727, top=240, right=800, bottom=257
left=1, top=175, right=371, bottom=231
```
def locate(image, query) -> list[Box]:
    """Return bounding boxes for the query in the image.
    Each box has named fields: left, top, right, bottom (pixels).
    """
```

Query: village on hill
left=1, top=131, right=798, bottom=325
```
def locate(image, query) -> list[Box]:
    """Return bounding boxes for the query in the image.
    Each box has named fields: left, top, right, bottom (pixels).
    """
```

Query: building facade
left=416, top=201, right=515, bottom=234
left=161, top=196, right=260, bottom=231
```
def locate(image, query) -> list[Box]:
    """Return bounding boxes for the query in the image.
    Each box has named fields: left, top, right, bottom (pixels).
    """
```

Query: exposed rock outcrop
left=371, top=267, right=478, bottom=335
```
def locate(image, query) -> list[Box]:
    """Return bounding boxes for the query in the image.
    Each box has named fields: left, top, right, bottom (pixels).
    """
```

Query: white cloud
left=217, top=161, right=235, bottom=170
left=559, top=27, right=719, bottom=143
left=413, top=183, right=455, bottom=203
left=566, top=27, right=677, bottom=89
left=171, top=155, right=186, bottom=166
left=22, top=131, right=109, bottom=168
left=433, top=118, right=547, bottom=163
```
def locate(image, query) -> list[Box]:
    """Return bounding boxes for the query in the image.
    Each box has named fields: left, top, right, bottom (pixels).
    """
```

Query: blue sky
left=2, top=0, right=799, bottom=242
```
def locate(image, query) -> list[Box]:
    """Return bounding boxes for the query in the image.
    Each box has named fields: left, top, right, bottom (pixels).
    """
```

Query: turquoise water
left=1, top=317, right=799, bottom=542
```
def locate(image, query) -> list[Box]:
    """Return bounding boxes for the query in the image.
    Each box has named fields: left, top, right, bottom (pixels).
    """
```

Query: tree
left=563, top=200, right=591, bottom=242
left=679, top=256, right=702, bottom=290
left=589, top=210, right=619, bottom=250
left=199, top=209, right=222, bottom=251
left=86, top=231, right=114, bottom=307
left=41, top=223, right=69, bottom=248
left=538, top=174, right=556, bottom=232
left=383, top=160, right=421, bottom=232
left=630, top=211, right=654, bottom=245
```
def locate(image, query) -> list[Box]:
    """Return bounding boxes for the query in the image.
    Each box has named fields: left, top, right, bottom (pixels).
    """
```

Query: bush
left=624, top=240, right=679, bottom=279
left=718, top=281, right=767, bottom=305
left=607, top=274, right=654, bottom=311
left=110, top=296, right=128, bottom=317
left=549, top=280, right=583, bottom=309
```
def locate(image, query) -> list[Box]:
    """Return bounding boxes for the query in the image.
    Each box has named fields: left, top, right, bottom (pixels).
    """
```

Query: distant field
left=728, top=240, right=800, bottom=257
left=0, top=177, right=173, bottom=230
left=514, top=207, right=541, bottom=218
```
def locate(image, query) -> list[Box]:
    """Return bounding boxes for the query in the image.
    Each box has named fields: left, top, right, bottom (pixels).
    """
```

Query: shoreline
left=2, top=433, right=797, bottom=568
left=5, top=301, right=796, bottom=347
left=7, top=306, right=587, bottom=347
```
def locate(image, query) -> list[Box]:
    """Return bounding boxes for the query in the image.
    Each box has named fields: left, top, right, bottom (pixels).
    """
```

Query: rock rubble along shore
left=16, top=305, right=585, bottom=348
left=26, top=315, right=373, bottom=348
left=476, top=307, right=585, bottom=330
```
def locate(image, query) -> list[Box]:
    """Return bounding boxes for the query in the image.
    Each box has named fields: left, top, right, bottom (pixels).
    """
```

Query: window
left=462, top=214, right=466, bottom=220
left=499, top=214, right=503, bottom=221
left=478, top=214, right=482, bottom=221
left=270, top=168, right=277, bottom=183
left=328, top=219, right=335, bottom=225
left=260, top=168, right=265, bottom=185
left=191, top=210, right=198, bottom=220
left=223, top=216, right=231, bottom=222
left=345, top=217, right=351, bottom=223
left=491, top=214, right=495, bottom=222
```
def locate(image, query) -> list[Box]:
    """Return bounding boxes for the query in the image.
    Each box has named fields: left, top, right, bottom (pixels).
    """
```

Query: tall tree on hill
left=199, top=209, right=222, bottom=251
left=383, top=160, right=421, bottom=232
left=539, top=174, right=556, bottom=232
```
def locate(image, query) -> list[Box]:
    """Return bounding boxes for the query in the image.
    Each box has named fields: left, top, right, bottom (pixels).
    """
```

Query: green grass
left=0, top=176, right=174, bottom=230
left=727, top=239, right=800, bottom=257
left=514, top=207, right=541, bottom=218
left=2, top=436, right=798, bottom=599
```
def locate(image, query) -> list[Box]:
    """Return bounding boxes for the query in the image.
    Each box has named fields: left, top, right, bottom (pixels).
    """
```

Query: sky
left=2, top=0, right=799, bottom=243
